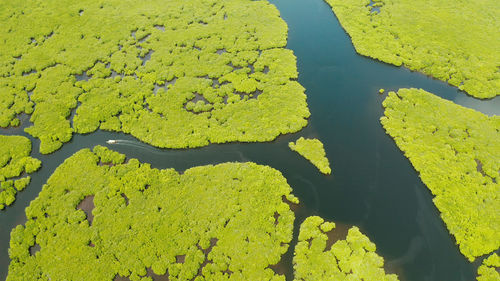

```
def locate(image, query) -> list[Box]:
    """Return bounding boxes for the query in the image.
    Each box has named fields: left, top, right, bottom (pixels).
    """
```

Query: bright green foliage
left=293, top=216, right=398, bottom=281
left=0, top=85, right=33, bottom=128
left=7, top=147, right=299, bottom=281
left=0, top=0, right=310, bottom=154
left=324, top=0, right=500, bottom=99
left=380, top=88, right=500, bottom=261
left=0, top=135, right=41, bottom=210
left=92, top=146, right=126, bottom=165
left=477, top=253, right=500, bottom=281
left=289, top=137, right=331, bottom=175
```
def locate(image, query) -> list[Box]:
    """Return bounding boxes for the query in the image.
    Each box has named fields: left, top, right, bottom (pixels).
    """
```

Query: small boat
left=106, top=140, right=117, bottom=144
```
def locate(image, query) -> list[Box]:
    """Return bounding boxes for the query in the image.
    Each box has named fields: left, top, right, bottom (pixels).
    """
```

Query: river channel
left=1, top=0, right=498, bottom=280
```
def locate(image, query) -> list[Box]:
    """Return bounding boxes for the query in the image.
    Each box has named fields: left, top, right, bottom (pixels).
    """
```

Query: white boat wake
left=105, top=139, right=165, bottom=154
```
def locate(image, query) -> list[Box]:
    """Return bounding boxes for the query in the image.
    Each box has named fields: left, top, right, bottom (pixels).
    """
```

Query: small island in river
left=289, top=137, right=331, bottom=175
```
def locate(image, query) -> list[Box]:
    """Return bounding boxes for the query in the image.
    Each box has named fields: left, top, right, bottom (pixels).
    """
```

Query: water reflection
left=454, top=95, right=500, bottom=116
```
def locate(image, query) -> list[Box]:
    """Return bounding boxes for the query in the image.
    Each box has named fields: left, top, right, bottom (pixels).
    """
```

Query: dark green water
left=1, top=0, right=498, bottom=280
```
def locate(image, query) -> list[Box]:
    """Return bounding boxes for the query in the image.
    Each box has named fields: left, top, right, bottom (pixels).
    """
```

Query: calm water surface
left=1, top=0, right=498, bottom=280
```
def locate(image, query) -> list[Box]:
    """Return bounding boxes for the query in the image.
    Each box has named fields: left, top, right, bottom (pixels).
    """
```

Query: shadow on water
left=0, top=0, right=496, bottom=280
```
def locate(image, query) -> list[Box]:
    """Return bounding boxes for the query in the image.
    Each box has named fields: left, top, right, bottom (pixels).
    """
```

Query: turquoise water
left=1, top=0, right=498, bottom=280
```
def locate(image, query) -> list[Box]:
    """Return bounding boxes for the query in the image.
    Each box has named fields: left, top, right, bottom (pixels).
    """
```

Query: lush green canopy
left=293, top=216, right=398, bottom=281
left=381, top=88, right=500, bottom=261
left=0, top=135, right=41, bottom=210
left=477, top=253, right=500, bottom=281
left=325, top=0, right=500, bottom=99
left=289, top=137, right=331, bottom=175
left=0, top=0, right=310, bottom=154
left=7, top=146, right=299, bottom=281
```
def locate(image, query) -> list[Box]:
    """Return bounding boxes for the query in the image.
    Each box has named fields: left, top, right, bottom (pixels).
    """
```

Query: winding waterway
left=0, top=0, right=498, bottom=280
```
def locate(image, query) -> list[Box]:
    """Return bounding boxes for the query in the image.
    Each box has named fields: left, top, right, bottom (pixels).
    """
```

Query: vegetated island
left=380, top=88, right=500, bottom=261
left=289, top=137, right=331, bottom=175
left=477, top=253, right=500, bottom=281
left=0, top=135, right=41, bottom=210
left=0, top=0, right=310, bottom=154
left=7, top=146, right=300, bottom=281
left=293, top=216, right=398, bottom=281
left=324, top=0, right=500, bottom=99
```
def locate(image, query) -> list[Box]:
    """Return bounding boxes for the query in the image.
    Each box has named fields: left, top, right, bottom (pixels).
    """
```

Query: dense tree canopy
left=7, top=146, right=299, bottom=281
left=0, top=135, right=41, bottom=210
left=0, top=0, right=310, bottom=154
left=381, top=88, right=500, bottom=261
left=477, top=253, right=500, bottom=281
left=325, top=0, right=500, bottom=99
left=288, top=137, right=331, bottom=175
left=293, top=216, right=398, bottom=281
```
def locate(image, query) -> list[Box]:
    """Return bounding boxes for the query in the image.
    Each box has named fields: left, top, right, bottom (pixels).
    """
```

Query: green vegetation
left=380, top=88, right=500, bottom=261
left=324, top=0, right=500, bottom=99
left=0, top=135, right=41, bottom=210
left=289, top=137, right=331, bottom=175
left=0, top=0, right=309, bottom=154
left=7, top=146, right=299, bottom=281
left=293, top=216, right=398, bottom=281
left=477, top=253, right=500, bottom=281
